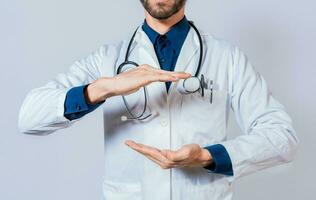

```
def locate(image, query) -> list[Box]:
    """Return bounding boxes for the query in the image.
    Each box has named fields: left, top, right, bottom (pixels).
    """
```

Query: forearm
left=18, top=86, right=71, bottom=135
left=18, top=79, right=109, bottom=134
left=64, top=84, right=105, bottom=120
left=84, top=77, right=115, bottom=104
left=221, top=125, right=298, bottom=180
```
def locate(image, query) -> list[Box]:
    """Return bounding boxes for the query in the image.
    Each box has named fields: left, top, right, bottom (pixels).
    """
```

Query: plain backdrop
left=1, top=0, right=315, bottom=199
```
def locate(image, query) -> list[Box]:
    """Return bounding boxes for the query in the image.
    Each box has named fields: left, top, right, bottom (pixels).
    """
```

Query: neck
left=144, top=8, right=185, bottom=35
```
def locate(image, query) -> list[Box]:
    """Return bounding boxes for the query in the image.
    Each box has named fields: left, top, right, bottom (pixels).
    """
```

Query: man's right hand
left=84, top=64, right=191, bottom=104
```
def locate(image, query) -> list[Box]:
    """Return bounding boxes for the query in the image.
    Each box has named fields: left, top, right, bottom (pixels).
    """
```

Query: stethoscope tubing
left=117, top=20, right=204, bottom=121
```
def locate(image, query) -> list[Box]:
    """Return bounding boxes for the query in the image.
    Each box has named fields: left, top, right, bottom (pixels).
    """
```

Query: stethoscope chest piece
left=177, top=74, right=205, bottom=97
left=177, top=76, right=201, bottom=94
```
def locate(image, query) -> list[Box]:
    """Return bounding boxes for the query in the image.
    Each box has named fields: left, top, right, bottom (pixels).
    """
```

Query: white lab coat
left=18, top=25, right=298, bottom=200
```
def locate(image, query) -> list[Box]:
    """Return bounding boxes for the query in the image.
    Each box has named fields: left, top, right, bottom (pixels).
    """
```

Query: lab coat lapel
left=168, top=28, right=200, bottom=98
left=133, top=29, right=160, bottom=70
left=129, top=27, right=200, bottom=102
left=173, top=28, right=200, bottom=73
left=132, top=29, right=169, bottom=106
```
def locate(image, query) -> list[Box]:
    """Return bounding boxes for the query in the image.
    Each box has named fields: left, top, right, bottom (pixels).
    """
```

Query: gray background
left=0, top=0, right=315, bottom=199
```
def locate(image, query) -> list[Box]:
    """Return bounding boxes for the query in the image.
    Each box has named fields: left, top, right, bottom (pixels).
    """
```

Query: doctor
left=19, top=0, right=298, bottom=199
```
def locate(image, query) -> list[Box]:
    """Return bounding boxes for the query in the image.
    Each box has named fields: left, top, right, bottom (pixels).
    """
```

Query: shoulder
left=96, top=41, right=126, bottom=58
left=200, top=31, right=237, bottom=55
left=200, top=30, right=249, bottom=65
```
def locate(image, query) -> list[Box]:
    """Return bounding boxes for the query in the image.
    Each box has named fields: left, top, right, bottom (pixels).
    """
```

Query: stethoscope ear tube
left=121, top=86, right=149, bottom=121
left=176, top=21, right=205, bottom=96
left=188, top=21, right=203, bottom=78
left=177, top=77, right=200, bottom=94
left=116, top=61, right=139, bottom=75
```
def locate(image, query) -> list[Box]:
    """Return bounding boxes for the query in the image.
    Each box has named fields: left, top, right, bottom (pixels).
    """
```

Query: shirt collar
left=142, top=16, right=190, bottom=52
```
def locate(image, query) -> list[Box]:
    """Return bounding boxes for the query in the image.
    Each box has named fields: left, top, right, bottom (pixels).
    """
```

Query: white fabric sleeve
left=18, top=45, right=111, bottom=135
left=222, top=46, right=299, bottom=181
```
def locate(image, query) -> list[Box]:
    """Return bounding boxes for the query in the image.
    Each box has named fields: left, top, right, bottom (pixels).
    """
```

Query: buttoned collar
left=142, top=16, right=190, bottom=54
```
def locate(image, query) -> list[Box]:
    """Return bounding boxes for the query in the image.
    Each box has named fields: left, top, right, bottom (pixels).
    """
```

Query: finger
left=162, top=149, right=188, bottom=162
left=158, top=71, right=191, bottom=80
left=152, top=73, right=191, bottom=83
left=156, top=74, right=180, bottom=82
left=160, top=150, right=185, bottom=167
left=145, top=154, right=177, bottom=169
left=125, top=140, right=170, bottom=163
left=125, top=140, right=140, bottom=148
left=125, top=140, right=156, bottom=152
left=146, top=66, right=191, bottom=77
left=127, top=146, right=177, bottom=169
left=147, top=153, right=181, bottom=169
left=139, top=64, right=191, bottom=78
left=125, top=140, right=153, bottom=154
left=169, top=72, right=192, bottom=79
left=148, top=66, right=189, bottom=75
left=160, top=72, right=191, bottom=81
left=144, top=154, right=166, bottom=166
left=146, top=73, right=178, bottom=83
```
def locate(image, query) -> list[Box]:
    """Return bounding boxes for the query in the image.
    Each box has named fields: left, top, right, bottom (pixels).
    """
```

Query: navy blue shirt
left=142, top=17, right=190, bottom=91
left=63, top=16, right=233, bottom=176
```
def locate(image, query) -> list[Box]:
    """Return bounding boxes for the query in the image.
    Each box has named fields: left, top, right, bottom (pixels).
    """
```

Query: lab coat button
left=160, top=119, right=168, bottom=127
left=76, top=105, right=81, bottom=111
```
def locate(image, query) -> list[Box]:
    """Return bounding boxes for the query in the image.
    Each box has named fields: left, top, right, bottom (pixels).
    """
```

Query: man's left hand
left=125, top=140, right=213, bottom=169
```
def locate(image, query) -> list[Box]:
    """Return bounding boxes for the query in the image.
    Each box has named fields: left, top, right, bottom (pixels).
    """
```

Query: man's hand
left=85, top=64, right=191, bottom=104
left=125, top=140, right=213, bottom=169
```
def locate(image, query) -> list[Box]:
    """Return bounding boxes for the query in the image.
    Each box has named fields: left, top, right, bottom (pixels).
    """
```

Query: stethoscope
left=117, top=21, right=207, bottom=121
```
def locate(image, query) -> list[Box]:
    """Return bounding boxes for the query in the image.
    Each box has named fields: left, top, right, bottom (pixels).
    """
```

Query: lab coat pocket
left=102, top=180, right=141, bottom=200
left=179, top=89, right=228, bottom=144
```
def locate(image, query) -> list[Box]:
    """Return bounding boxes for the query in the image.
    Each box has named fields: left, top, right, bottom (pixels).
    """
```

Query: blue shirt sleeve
left=64, top=84, right=104, bottom=120
left=203, top=144, right=234, bottom=176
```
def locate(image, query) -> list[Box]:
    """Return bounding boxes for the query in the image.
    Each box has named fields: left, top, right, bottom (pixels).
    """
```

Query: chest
left=101, top=42, right=233, bottom=147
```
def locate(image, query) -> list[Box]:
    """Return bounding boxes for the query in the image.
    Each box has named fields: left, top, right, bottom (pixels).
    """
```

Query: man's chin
left=148, top=6, right=175, bottom=19
left=142, top=0, right=186, bottom=20
left=150, top=12, right=174, bottom=20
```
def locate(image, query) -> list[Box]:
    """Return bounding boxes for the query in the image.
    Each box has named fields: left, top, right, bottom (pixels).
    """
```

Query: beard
left=140, top=0, right=187, bottom=20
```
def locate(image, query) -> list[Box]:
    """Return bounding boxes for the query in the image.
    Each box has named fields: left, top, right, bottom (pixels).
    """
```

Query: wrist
left=85, top=78, right=114, bottom=104
left=200, top=148, right=213, bottom=167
